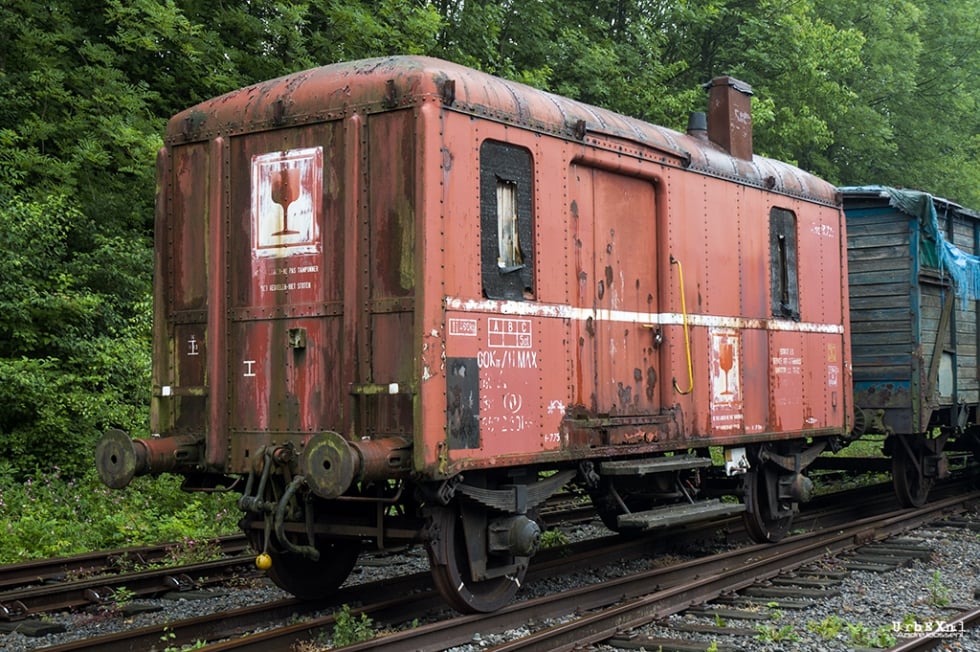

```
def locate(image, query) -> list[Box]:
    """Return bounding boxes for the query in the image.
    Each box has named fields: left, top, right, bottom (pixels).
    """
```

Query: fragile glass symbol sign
left=251, top=147, right=322, bottom=258
left=710, top=328, right=741, bottom=404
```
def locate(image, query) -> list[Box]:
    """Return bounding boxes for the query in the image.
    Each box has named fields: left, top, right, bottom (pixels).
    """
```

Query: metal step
left=616, top=499, right=745, bottom=531
left=600, top=454, right=712, bottom=476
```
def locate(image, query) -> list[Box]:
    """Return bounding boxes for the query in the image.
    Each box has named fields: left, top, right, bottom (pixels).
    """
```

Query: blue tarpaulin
left=841, top=185, right=980, bottom=306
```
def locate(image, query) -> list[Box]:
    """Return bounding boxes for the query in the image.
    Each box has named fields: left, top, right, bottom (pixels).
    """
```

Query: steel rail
left=71, top=488, right=972, bottom=652
left=477, top=492, right=978, bottom=652
left=0, top=554, right=257, bottom=617
left=1, top=490, right=593, bottom=619
left=337, top=491, right=979, bottom=652
left=25, top=482, right=975, bottom=651
left=28, top=532, right=647, bottom=652
left=0, top=535, right=248, bottom=592
left=0, top=475, right=910, bottom=619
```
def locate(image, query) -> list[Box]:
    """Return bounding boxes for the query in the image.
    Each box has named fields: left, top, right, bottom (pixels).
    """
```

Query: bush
left=0, top=193, right=153, bottom=477
left=0, top=463, right=238, bottom=563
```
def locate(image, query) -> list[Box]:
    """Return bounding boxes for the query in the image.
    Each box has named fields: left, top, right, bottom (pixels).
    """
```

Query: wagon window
left=770, top=207, right=799, bottom=320
left=480, top=141, right=534, bottom=300
left=496, top=179, right=522, bottom=270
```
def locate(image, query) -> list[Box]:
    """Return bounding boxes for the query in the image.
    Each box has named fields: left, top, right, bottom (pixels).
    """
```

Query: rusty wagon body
left=97, top=56, right=856, bottom=612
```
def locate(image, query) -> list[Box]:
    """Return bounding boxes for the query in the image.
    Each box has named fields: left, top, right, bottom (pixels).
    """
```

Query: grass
left=927, top=570, right=951, bottom=607
left=0, top=463, right=239, bottom=564
left=330, top=604, right=375, bottom=646
left=831, top=434, right=887, bottom=457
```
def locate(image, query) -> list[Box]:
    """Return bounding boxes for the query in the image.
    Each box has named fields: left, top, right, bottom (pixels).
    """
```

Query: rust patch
left=617, top=382, right=634, bottom=409
left=646, top=367, right=657, bottom=401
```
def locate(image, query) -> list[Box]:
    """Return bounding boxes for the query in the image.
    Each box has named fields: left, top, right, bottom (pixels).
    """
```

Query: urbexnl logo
left=892, top=619, right=965, bottom=639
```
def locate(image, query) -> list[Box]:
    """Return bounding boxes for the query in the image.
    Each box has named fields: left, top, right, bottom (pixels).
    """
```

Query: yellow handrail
left=671, top=255, right=694, bottom=395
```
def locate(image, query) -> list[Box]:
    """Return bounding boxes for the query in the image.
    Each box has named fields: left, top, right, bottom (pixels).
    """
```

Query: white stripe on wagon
left=445, top=297, right=844, bottom=335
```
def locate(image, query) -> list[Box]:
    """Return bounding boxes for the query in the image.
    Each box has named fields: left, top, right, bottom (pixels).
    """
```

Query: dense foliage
left=0, top=0, right=978, bottom=555
left=0, top=462, right=237, bottom=563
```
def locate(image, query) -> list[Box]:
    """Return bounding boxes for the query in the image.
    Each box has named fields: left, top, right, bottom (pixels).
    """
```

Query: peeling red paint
left=145, top=56, right=851, bottom=483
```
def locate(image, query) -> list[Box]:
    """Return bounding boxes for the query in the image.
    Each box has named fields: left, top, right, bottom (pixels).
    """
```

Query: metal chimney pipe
left=687, top=111, right=708, bottom=141
left=706, top=76, right=753, bottom=160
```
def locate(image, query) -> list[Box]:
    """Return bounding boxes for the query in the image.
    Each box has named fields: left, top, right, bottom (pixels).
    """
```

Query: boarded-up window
left=770, top=207, right=799, bottom=320
left=480, top=141, right=533, bottom=300
left=496, top=179, right=522, bottom=270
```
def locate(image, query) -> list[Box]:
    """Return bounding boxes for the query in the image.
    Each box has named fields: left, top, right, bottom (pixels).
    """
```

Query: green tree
left=0, top=1, right=161, bottom=234
left=882, top=0, right=980, bottom=207
left=2, top=0, right=980, bottom=485
left=0, top=194, right=151, bottom=476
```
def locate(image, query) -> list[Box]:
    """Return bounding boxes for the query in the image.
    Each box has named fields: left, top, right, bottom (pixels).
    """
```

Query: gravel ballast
left=4, top=517, right=980, bottom=652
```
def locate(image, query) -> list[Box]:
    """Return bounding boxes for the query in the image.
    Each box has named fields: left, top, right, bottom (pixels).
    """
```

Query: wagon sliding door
left=570, top=165, right=661, bottom=418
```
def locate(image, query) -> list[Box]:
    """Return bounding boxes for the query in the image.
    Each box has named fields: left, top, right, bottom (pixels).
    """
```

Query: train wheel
left=892, top=438, right=933, bottom=508
left=250, top=534, right=360, bottom=600
left=426, top=504, right=524, bottom=613
left=742, top=466, right=793, bottom=543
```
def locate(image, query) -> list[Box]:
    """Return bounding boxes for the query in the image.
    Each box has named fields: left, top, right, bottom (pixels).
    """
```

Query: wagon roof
left=167, top=55, right=837, bottom=204
left=840, top=185, right=980, bottom=221
left=841, top=185, right=980, bottom=302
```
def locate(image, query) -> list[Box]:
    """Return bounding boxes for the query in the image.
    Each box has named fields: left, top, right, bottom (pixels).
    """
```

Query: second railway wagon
left=843, top=186, right=980, bottom=507
left=97, top=56, right=856, bottom=612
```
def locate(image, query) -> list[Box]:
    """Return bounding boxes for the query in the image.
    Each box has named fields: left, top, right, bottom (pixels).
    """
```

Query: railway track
left=0, top=535, right=249, bottom=592
left=9, top=479, right=976, bottom=652
left=0, top=478, right=892, bottom=623
left=307, top=491, right=980, bottom=652
left=0, top=536, right=254, bottom=620
left=631, top=518, right=980, bottom=652
left=0, top=491, right=596, bottom=621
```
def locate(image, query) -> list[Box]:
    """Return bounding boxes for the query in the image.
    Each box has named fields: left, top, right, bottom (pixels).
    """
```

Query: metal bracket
left=164, top=573, right=195, bottom=592
left=83, top=587, right=114, bottom=604
left=0, top=600, right=28, bottom=621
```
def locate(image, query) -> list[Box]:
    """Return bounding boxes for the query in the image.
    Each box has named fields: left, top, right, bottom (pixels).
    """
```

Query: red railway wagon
left=96, top=56, right=855, bottom=612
